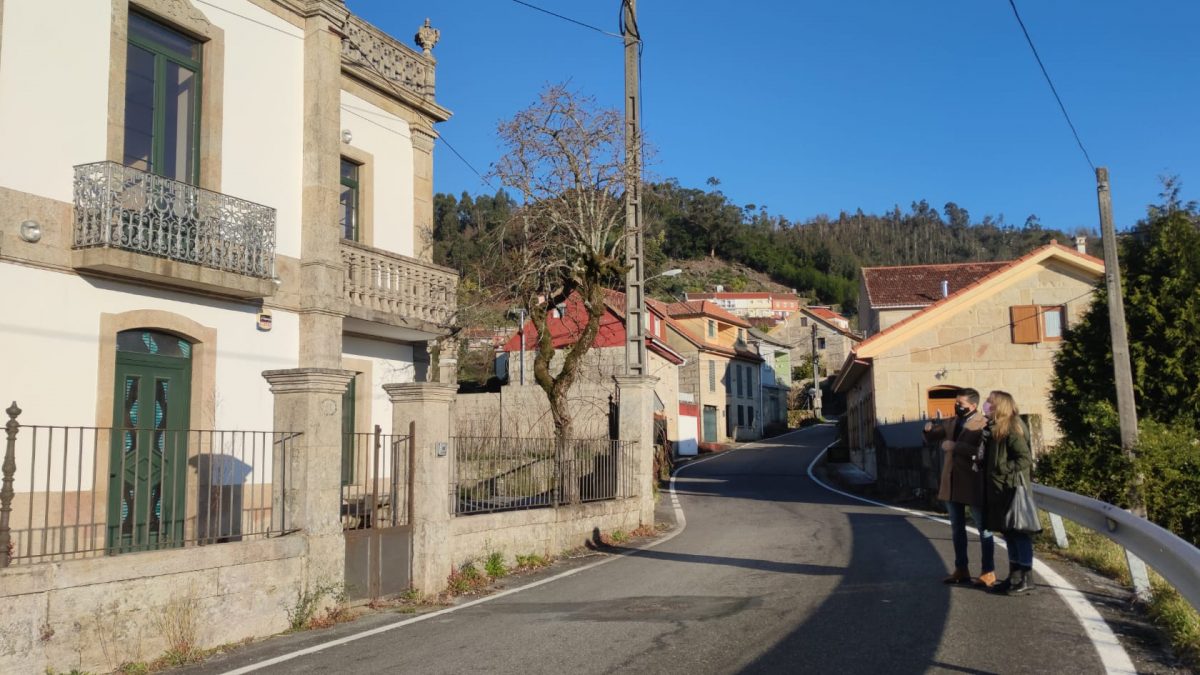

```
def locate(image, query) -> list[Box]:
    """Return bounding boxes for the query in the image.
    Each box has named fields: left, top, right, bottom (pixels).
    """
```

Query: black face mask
left=954, top=403, right=972, bottom=417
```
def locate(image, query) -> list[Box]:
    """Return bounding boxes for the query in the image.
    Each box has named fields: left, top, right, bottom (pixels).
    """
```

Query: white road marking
left=805, top=435, right=1137, bottom=675
left=220, top=432, right=786, bottom=674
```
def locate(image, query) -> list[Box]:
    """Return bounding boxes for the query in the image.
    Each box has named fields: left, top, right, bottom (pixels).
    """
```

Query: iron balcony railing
left=451, top=436, right=638, bottom=516
left=341, top=239, right=458, bottom=326
left=73, top=161, right=277, bottom=279
left=0, top=404, right=299, bottom=566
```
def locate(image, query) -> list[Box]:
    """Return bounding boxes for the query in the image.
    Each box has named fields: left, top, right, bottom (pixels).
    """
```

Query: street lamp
left=647, top=268, right=682, bottom=282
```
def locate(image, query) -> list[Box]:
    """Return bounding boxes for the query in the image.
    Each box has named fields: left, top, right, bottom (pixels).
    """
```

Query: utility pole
left=810, top=324, right=822, bottom=419
left=1096, top=167, right=1144, bottom=516
left=622, top=0, right=646, bottom=377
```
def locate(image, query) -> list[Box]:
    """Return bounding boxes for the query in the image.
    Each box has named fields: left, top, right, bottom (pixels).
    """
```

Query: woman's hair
left=989, top=390, right=1025, bottom=441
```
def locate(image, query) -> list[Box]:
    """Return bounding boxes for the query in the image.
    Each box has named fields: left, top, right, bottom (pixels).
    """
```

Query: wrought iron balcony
left=72, top=162, right=277, bottom=297
left=341, top=240, right=457, bottom=334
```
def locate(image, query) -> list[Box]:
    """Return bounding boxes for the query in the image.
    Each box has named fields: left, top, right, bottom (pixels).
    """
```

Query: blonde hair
left=989, top=390, right=1025, bottom=441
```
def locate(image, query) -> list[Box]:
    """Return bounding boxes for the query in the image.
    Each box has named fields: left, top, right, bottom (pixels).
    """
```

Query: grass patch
left=1037, top=513, right=1200, bottom=666
left=609, top=530, right=629, bottom=544
left=484, top=551, right=508, bottom=579
left=514, top=552, right=551, bottom=570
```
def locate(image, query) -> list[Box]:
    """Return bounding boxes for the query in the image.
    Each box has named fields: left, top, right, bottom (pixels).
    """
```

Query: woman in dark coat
left=981, top=390, right=1036, bottom=595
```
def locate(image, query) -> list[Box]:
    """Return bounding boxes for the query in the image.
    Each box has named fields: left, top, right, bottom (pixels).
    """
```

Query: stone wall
left=448, top=498, right=643, bottom=568
left=0, top=537, right=307, bottom=674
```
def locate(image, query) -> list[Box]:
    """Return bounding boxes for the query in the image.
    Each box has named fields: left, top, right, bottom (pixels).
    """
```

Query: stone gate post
left=263, top=368, right=354, bottom=586
left=384, top=382, right=456, bottom=596
left=614, top=375, right=658, bottom=527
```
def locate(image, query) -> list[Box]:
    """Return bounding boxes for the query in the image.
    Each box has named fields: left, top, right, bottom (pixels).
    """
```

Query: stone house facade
left=0, top=1, right=460, bottom=670
left=663, top=301, right=764, bottom=443
left=834, top=243, right=1104, bottom=455
left=765, top=306, right=859, bottom=379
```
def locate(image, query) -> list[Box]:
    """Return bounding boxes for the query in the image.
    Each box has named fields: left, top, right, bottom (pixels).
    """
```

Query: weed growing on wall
left=153, top=587, right=203, bottom=666
left=285, top=581, right=346, bottom=631
left=484, top=551, right=508, bottom=579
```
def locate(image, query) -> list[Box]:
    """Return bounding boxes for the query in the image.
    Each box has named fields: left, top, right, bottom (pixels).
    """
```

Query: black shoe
left=988, top=575, right=1014, bottom=595
left=1009, top=568, right=1035, bottom=595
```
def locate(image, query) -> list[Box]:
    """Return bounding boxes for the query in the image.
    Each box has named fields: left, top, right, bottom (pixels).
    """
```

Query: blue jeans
left=1004, top=531, right=1035, bottom=569
left=946, top=501, right=995, bottom=573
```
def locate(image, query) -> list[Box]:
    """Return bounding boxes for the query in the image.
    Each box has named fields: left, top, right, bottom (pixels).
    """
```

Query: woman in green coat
left=981, top=390, right=1035, bottom=595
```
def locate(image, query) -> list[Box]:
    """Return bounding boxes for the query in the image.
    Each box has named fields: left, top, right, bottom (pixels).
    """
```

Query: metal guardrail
left=1034, top=483, right=1200, bottom=610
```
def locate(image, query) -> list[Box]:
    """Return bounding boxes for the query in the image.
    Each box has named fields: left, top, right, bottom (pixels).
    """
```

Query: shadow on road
left=739, top=511, right=951, bottom=674
left=594, top=542, right=845, bottom=577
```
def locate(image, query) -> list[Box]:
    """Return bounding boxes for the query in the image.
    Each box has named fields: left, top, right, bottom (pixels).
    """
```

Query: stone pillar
left=411, top=126, right=436, bottom=262
left=614, top=375, right=658, bottom=526
left=384, top=382, right=455, bottom=595
left=263, top=368, right=354, bottom=585
left=298, top=0, right=350, bottom=369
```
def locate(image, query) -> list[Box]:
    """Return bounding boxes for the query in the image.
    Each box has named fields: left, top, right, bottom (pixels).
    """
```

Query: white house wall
left=0, top=0, right=110, bottom=202
left=342, top=334, right=416, bottom=435
left=339, top=90, right=415, bottom=257
left=209, top=0, right=305, bottom=258
left=0, top=264, right=298, bottom=432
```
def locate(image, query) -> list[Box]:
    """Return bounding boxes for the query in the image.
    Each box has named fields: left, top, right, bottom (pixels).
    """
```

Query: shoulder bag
left=1004, top=472, right=1044, bottom=534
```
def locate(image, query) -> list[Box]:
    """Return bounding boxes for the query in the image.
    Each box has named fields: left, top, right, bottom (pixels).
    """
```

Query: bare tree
left=486, top=85, right=631, bottom=453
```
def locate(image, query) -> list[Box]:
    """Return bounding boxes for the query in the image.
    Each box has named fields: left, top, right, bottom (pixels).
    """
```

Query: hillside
left=434, top=180, right=1087, bottom=316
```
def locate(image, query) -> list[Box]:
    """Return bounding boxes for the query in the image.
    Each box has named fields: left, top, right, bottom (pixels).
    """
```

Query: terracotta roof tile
left=664, top=300, right=752, bottom=328
left=862, top=261, right=1009, bottom=308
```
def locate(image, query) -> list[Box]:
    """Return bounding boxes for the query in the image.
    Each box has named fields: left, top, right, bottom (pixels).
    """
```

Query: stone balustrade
left=341, top=240, right=457, bottom=328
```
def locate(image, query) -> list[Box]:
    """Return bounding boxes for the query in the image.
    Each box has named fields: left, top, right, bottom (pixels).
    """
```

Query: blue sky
left=351, top=1, right=1200, bottom=232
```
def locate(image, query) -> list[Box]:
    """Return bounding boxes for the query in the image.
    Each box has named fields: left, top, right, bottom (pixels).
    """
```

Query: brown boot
left=973, top=571, right=997, bottom=588
left=942, top=568, right=971, bottom=584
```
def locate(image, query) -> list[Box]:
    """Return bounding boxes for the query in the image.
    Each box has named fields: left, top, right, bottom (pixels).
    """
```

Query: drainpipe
left=940, top=280, right=949, bottom=298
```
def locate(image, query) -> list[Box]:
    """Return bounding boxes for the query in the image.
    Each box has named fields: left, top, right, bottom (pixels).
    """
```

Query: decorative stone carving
left=341, top=14, right=433, bottom=100
left=130, top=0, right=212, bottom=31
left=410, top=127, right=437, bottom=154
left=414, top=18, right=440, bottom=56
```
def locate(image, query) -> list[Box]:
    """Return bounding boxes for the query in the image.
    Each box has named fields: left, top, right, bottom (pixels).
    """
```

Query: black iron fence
left=451, top=436, right=638, bottom=516
left=0, top=403, right=299, bottom=566
left=341, top=425, right=411, bottom=530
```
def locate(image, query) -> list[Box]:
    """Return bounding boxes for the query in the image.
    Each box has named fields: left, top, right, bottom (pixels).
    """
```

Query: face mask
left=954, top=403, right=971, bottom=417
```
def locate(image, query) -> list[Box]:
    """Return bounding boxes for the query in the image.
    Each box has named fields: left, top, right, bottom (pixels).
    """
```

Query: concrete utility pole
left=622, top=0, right=646, bottom=377
left=1096, top=167, right=1145, bottom=516
left=810, top=324, right=822, bottom=419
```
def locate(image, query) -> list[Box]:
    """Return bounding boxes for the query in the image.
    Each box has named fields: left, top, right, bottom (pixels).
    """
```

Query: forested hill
left=433, top=179, right=1082, bottom=313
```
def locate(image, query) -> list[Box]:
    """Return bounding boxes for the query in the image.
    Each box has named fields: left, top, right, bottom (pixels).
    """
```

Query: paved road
left=206, top=425, right=1112, bottom=674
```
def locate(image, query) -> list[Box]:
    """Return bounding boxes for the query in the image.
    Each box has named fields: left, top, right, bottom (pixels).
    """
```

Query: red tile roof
left=805, top=306, right=847, bottom=322
left=664, top=300, right=752, bottom=328
left=862, top=261, right=1009, bottom=308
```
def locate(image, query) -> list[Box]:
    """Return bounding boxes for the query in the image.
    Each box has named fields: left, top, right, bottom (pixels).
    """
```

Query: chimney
left=1075, top=235, right=1087, bottom=254
left=940, top=280, right=949, bottom=298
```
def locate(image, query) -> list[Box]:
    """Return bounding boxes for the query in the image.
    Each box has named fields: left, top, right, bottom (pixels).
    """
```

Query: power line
left=510, top=0, right=623, bottom=39
left=343, top=38, right=496, bottom=190
left=1006, top=0, right=1096, bottom=172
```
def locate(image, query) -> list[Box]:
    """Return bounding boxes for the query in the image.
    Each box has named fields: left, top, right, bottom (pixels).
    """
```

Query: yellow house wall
left=868, top=259, right=1097, bottom=445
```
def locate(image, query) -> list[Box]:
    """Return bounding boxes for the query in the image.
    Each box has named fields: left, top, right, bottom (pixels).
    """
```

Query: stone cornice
left=263, top=367, right=354, bottom=394
left=613, top=375, right=660, bottom=390
left=298, top=0, right=349, bottom=26
left=382, top=382, right=457, bottom=403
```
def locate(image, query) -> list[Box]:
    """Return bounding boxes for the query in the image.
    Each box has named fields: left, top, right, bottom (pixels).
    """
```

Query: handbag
left=1004, top=473, right=1044, bottom=534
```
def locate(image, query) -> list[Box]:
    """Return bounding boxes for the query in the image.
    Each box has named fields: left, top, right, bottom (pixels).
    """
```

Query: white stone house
left=0, top=0, right=454, bottom=584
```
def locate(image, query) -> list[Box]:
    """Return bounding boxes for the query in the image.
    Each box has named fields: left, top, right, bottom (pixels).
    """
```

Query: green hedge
left=1037, top=420, right=1200, bottom=547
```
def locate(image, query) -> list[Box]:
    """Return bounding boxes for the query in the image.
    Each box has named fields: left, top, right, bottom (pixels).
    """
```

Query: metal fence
left=341, top=425, right=411, bottom=530
left=0, top=404, right=299, bottom=566
left=452, top=437, right=637, bottom=516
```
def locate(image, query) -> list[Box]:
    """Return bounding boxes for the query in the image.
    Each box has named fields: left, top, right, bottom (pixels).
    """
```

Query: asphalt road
left=203, top=425, right=1112, bottom=674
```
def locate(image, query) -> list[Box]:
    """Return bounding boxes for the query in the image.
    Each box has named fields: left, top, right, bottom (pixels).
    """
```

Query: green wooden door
left=702, top=406, right=718, bottom=443
left=108, top=330, right=192, bottom=553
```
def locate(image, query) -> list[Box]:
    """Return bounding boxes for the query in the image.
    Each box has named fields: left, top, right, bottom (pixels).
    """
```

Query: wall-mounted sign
left=257, top=310, right=272, bottom=331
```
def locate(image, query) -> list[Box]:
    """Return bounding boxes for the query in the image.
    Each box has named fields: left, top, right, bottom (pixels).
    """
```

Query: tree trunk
left=547, top=391, right=579, bottom=504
